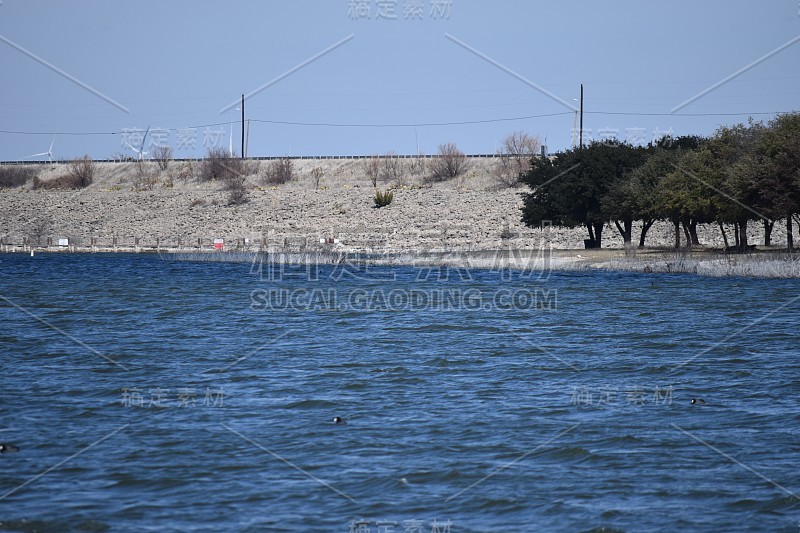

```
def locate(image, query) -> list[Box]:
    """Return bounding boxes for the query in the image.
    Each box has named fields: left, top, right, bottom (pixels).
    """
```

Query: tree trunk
left=689, top=220, right=700, bottom=246
left=739, top=219, right=749, bottom=251
left=788, top=215, right=794, bottom=252
left=586, top=223, right=595, bottom=248
left=639, top=219, right=654, bottom=248
left=763, top=219, right=774, bottom=246
left=673, top=220, right=681, bottom=249
left=718, top=221, right=729, bottom=250
left=681, top=220, right=691, bottom=247
left=593, top=222, right=604, bottom=249
left=614, top=219, right=632, bottom=244
left=734, top=223, right=740, bottom=249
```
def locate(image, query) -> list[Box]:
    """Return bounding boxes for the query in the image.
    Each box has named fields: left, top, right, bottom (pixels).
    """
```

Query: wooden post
left=241, top=94, right=245, bottom=159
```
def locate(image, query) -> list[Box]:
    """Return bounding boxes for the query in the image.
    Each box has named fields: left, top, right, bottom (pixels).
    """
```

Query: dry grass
left=0, top=166, right=38, bottom=188
left=595, top=250, right=800, bottom=278
left=32, top=156, right=94, bottom=190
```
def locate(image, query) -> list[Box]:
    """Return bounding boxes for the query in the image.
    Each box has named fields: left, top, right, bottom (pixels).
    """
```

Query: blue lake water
left=0, top=253, right=798, bottom=532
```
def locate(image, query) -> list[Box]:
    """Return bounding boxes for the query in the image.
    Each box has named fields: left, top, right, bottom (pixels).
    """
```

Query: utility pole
left=241, top=94, right=245, bottom=159
left=572, top=110, right=578, bottom=149
left=579, top=83, right=584, bottom=149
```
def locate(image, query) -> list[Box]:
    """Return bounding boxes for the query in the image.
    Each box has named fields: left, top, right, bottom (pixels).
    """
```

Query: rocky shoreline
left=1, top=158, right=796, bottom=279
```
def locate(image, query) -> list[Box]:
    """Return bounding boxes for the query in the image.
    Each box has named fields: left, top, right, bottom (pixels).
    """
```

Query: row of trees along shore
left=521, top=113, right=800, bottom=251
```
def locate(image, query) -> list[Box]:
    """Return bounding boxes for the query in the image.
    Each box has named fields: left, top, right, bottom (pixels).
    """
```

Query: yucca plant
left=374, top=188, right=393, bottom=208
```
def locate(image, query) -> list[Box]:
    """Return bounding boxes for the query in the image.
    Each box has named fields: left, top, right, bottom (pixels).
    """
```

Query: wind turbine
left=229, top=107, right=240, bottom=157
left=125, top=126, right=150, bottom=160
left=26, top=136, right=55, bottom=163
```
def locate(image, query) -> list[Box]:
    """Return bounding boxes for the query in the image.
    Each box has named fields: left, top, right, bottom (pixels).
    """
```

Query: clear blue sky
left=1, top=0, right=798, bottom=160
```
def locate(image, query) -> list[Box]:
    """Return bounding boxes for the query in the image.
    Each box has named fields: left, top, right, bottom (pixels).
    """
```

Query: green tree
left=658, top=149, right=712, bottom=249
left=521, top=141, right=646, bottom=248
left=601, top=136, right=706, bottom=248
left=752, top=113, right=800, bottom=250
left=611, top=147, right=679, bottom=247
left=705, top=123, right=766, bottom=251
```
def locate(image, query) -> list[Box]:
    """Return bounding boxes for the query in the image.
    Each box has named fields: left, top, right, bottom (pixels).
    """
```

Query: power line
left=588, top=110, right=791, bottom=117
left=249, top=112, right=573, bottom=128
left=0, top=121, right=232, bottom=136
left=0, top=130, right=118, bottom=136
left=0, top=110, right=794, bottom=136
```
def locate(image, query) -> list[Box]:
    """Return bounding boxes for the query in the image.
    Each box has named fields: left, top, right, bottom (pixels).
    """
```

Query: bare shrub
left=176, top=161, right=193, bottom=182
left=133, top=171, right=159, bottom=191
left=381, top=151, right=405, bottom=185
left=226, top=176, right=248, bottom=205
left=132, top=159, right=158, bottom=191
left=67, top=155, right=94, bottom=187
left=263, top=158, right=294, bottom=185
left=152, top=145, right=173, bottom=171
left=310, top=166, right=324, bottom=189
left=363, top=156, right=381, bottom=187
left=409, top=153, right=426, bottom=176
left=200, top=148, right=246, bottom=182
left=428, top=143, right=470, bottom=183
left=493, top=131, right=540, bottom=188
left=198, top=148, right=254, bottom=202
left=0, top=166, right=38, bottom=188
left=33, top=156, right=94, bottom=189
